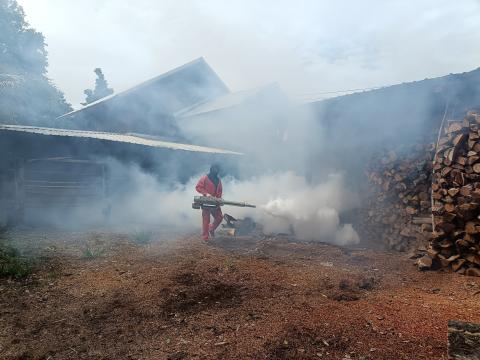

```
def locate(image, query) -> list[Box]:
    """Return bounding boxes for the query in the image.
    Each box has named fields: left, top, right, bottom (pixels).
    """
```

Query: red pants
left=202, top=207, right=223, bottom=239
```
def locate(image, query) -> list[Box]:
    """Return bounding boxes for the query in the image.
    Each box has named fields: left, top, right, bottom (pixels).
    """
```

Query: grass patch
left=82, top=234, right=106, bottom=260
left=82, top=246, right=105, bottom=259
left=131, top=230, right=153, bottom=246
left=0, top=243, right=33, bottom=279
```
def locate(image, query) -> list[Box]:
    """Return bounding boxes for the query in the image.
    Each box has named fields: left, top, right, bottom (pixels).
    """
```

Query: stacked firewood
left=419, top=111, right=480, bottom=276
left=359, top=141, right=435, bottom=251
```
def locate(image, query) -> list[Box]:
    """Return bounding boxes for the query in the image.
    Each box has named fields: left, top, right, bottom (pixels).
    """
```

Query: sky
left=17, top=0, right=480, bottom=107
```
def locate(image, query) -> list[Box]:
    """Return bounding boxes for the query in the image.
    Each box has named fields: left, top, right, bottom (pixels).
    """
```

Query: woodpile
left=448, top=320, right=480, bottom=359
left=358, top=141, right=435, bottom=251
left=420, top=111, right=480, bottom=276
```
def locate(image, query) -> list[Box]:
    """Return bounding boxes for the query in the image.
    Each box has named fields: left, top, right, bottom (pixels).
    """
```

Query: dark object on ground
left=220, top=214, right=257, bottom=236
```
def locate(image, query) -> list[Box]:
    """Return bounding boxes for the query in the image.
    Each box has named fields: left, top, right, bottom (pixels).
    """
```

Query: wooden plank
left=412, top=217, right=433, bottom=225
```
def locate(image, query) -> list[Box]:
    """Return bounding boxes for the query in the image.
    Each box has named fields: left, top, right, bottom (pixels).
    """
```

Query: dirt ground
left=1, top=230, right=480, bottom=360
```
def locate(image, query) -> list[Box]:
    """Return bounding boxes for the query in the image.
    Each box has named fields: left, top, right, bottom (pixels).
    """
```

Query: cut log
left=439, top=240, right=454, bottom=249
left=460, top=186, right=472, bottom=197
left=443, top=212, right=457, bottom=222
left=465, top=222, right=479, bottom=234
left=446, top=148, right=455, bottom=163
left=456, top=156, right=467, bottom=166
left=452, top=259, right=466, bottom=272
left=439, top=136, right=451, bottom=146
left=430, top=112, right=480, bottom=277
left=448, top=188, right=460, bottom=197
left=448, top=320, right=480, bottom=359
left=412, top=217, right=433, bottom=225
left=465, top=254, right=480, bottom=266
left=406, top=206, right=418, bottom=215
left=453, top=133, right=467, bottom=147
left=472, top=189, right=480, bottom=199
left=468, top=155, right=480, bottom=165
left=465, top=267, right=480, bottom=277
left=458, top=203, right=478, bottom=212
left=447, top=122, right=463, bottom=134
left=454, top=172, right=466, bottom=186
left=455, top=240, right=469, bottom=248
left=445, top=203, right=456, bottom=212
left=442, top=167, right=453, bottom=177
left=417, top=255, right=433, bottom=270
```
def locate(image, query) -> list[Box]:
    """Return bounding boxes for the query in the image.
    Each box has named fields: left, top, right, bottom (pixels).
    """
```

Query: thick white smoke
left=107, top=165, right=199, bottom=230
left=108, top=165, right=360, bottom=246
left=224, top=171, right=360, bottom=245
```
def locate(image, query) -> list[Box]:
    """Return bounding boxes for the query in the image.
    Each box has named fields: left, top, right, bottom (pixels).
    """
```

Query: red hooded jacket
left=196, top=175, right=222, bottom=198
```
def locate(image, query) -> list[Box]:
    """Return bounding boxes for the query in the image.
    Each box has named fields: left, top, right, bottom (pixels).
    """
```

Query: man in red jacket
left=195, top=164, right=223, bottom=241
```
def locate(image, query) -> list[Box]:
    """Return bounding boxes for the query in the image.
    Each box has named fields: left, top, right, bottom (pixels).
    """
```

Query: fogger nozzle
left=192, top=195, right=256, bottom=209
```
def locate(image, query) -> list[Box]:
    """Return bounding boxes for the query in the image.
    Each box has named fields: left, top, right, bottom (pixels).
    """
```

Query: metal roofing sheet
left=175, top=88, right=261, bottom=118
left=175, top=83, right=283, bottom=118
left=0, top=124, right=242, bottom=155
left=57, top=57, right=229, bottom=119
left=0, top=74, right=25, bottom=89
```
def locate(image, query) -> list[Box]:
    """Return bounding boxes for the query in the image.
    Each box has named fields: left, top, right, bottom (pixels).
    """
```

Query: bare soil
left=1, top=230, right=480, bottom=359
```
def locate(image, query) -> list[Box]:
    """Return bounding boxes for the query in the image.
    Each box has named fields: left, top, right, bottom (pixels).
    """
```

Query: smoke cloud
left=106, top=161, right=360, bottom=245
left=11, top=1, right=476, bottom=248
left=225, top=172, right=360, bottom=245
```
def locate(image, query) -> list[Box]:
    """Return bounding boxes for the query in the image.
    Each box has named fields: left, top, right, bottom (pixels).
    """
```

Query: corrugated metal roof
left=175, top=83, right=284, bottom=118
left=175, top=88, right=261, bottom=118
left=57, top=57, right=229, bottom=119
left=0, top=74, right=25, bottom=89
left=0, top=124, right=242, bottom=155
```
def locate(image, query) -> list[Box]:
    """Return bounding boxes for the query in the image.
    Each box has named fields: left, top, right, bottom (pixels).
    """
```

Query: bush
left=82, top=244, right=105, bottom=260
left=0, top=244, right=33, bottom=279
left=131, top=230, right=153, bottom=246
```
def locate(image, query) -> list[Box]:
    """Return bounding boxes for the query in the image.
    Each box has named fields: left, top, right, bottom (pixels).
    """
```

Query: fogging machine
left=192, top=196, right=256, bottom=209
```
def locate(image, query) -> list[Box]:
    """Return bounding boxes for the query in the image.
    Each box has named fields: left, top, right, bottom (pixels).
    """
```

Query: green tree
left=0, top=0, right=71, bottom=125
left=83, top=68, right=114, bottom=105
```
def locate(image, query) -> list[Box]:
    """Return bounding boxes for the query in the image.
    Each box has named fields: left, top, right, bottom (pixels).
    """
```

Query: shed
left=57, top=58, right=230, bottom=137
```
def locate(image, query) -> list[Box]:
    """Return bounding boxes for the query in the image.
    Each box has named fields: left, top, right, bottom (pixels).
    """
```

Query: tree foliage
left=0, top=0, right=71, bottom=125
left=83, top=68, right=114, bottom=105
